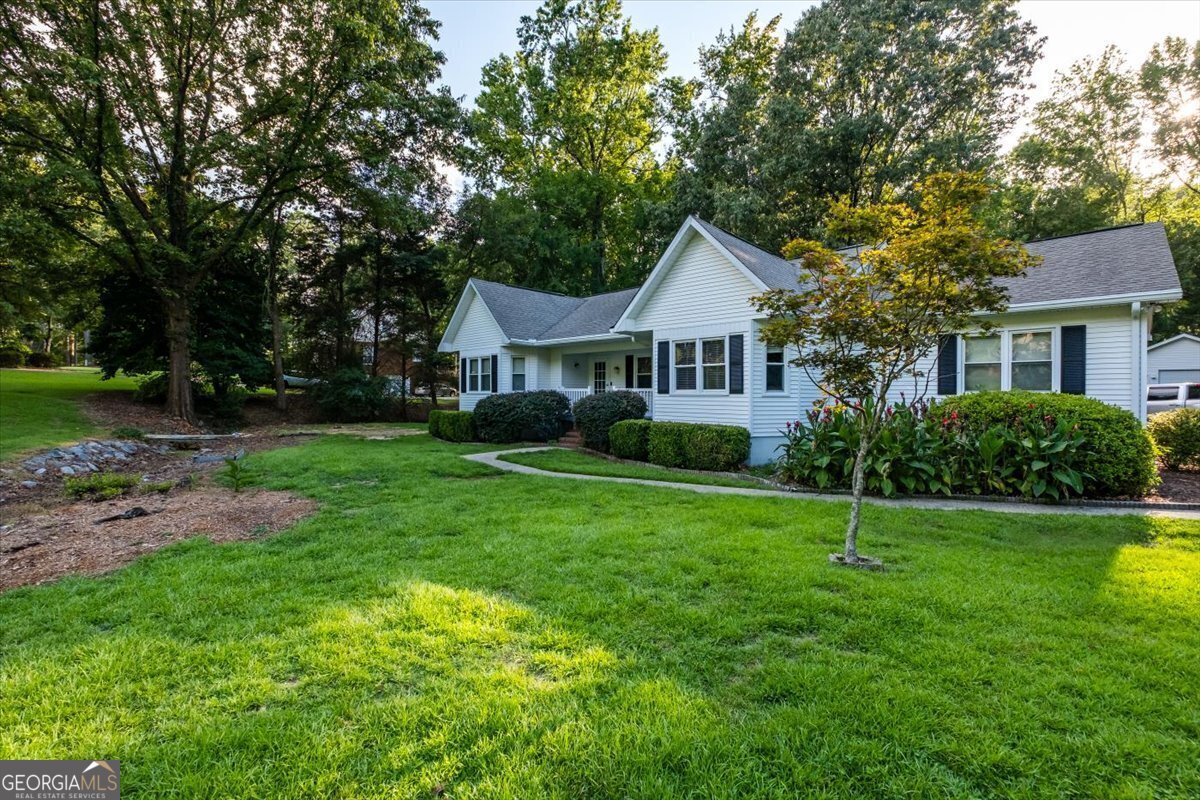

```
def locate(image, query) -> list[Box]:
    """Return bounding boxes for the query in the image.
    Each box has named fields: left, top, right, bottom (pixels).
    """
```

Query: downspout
left=1131, top=302, right=1146, bottom=422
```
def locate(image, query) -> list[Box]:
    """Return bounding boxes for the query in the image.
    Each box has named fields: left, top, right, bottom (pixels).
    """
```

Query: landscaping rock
left=20, top=439, right=160, bottom=479
left=20, top=481, right=38, bottom=490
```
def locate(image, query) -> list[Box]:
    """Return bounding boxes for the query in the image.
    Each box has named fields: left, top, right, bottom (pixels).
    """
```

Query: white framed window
left=362, top=344, right=375, bottom=367
left=702, top=338, right=726, bottom=390
left=964, top=334, right=1002, bottom=392
left=479, top=356, right=492, bottom=392
left=765, top=346, right=785, bottom=392
left=961, top=329, right=1057, bottom=393
left=636, top=356, right=653, bottom=389
left=1011, top=331, right=1053, bottom=391
left=511, top=356, right=526, bottom=391
left=674, top=341, right=696, bottom=390
left=467, top=358, right=479, bottom=392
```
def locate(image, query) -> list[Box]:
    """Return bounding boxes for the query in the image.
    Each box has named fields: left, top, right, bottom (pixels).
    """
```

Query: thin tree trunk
left=843, top=419, right=876, bottom=561
left=164, top=296, right=197, bottom=425
left=265, top=213, right=287, bottom=412
left=269, top=301, right=287, bottom=411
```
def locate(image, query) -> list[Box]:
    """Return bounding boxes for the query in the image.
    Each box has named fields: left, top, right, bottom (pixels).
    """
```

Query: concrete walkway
left=466, top=447, right=1200, bottom=521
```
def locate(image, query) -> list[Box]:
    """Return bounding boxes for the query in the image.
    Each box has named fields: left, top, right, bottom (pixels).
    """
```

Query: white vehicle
left=1146, top=383, right=1200, bottom=415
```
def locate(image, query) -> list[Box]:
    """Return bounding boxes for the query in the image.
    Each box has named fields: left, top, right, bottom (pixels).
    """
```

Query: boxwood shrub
left=646, top=421, right=750, bottom=472
left=933, top=391, right=1159, bottom=497
left=428, top=409, right=475, bottom=442
left=473, top=390, right=570, bottom=443
left=609, top=419, right=652, bottom=461
left=572, top=391, right=647, bottom=450
left=1148, top=407, right=1200, bottom=470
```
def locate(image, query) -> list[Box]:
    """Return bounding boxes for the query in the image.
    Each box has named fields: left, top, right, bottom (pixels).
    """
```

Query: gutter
left=508, top=332, right=639, bottom=346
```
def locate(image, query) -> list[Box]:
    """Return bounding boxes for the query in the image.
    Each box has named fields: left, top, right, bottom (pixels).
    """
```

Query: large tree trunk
left=164, top=296, right=197, bottom=425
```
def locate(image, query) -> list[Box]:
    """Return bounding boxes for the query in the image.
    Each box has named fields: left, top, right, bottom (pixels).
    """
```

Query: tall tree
left=1140, top=37, right=1200, bottom=196
left=465, top=0, right=688, bottom=294
left=677, top=0, right=1041, bottom=250
left=0, top=0, right=457, bottom=422
left=754, top=173, right=1037, bottom=567
left=1004, top=46, right=1145, bottom=240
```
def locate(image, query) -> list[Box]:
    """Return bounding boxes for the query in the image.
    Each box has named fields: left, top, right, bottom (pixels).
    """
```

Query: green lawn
left=1, top=433, right=1198, bottom=798
left=0, top=368, right=137, bottom=461
left=499, top=447, right=769, bottom=489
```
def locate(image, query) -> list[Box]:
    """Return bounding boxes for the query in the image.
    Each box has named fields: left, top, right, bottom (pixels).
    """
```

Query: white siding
left=652, top=322, right=751, bottom=427
left=1148, top=337, right=1200, bottom=382
left=635, top=235, right=761, bottom=329
left=919, top=305, right=1139, bottom=412
left=749, top=320, right=823, bottom=437
left=454, top=291, right=505, bottom=411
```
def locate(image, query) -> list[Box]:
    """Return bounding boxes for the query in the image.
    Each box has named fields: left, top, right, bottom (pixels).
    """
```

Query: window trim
left=959, top=327, right=1059, bottom=394
left=464, top=355, right=496, bottom=393
left=670, top=336, right=732, bottom=394
left=765, top=345, right=786, bottom=393
left=701, top=337, right=727, bottom=392
left=636, top=355, right=653, bottom=389
left=511, top=356, right=526, bottom=392
left=673, top=340, right=698, bottom=392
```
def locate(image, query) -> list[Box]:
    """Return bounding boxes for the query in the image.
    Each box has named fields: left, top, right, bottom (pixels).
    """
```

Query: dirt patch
left=1147, top=468, right=1200, bottom=504
left=0, top=488, right=317, bottom=591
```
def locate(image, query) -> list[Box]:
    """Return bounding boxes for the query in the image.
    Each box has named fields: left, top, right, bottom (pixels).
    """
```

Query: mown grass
left=499, top=447, right=768, bottom=489
left=0, top=368, right=137, bottom=461
left=1, top=433, right=1198, bottom=798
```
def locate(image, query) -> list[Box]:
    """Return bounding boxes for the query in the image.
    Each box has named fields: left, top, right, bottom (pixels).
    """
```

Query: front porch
left=546, top=343, right=655, bottom=416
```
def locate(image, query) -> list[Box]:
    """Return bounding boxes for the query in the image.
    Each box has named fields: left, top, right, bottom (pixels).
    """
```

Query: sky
left=425, top=0, right=1200, bottom=190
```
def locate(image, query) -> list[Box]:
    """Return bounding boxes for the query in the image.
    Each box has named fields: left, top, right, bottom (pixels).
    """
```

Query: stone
left=60, top=466, right=75, bottom=476
left=20, top=481, right=38, bottom=489
left=35, top=468, right=46, bottom=477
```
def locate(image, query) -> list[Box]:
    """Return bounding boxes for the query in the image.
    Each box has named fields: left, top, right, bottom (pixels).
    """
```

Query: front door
left=593, top=361, right=607, bottom=393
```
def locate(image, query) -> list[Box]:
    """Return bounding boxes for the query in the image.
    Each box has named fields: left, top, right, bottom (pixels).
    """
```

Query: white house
left=1147, top=333, right=1200, bottom=383
left=439, top=217, right=1183, bottom=464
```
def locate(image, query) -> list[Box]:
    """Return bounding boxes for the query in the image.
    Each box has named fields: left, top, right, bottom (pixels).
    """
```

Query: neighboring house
left=439, top=217, right=1182, bottom=464
left=1147, top=333, right=1200, bottom=383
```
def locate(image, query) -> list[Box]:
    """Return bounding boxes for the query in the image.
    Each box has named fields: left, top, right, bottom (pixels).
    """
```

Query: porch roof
left=470, top=279, right=639, bottom=344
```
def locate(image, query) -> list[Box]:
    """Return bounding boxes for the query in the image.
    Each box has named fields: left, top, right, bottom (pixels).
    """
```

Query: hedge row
left=932, top=391, right=1158, bottom=497
left=608, top=418, right=749, bottom=472
left=428, top=410, right=475, bottom=442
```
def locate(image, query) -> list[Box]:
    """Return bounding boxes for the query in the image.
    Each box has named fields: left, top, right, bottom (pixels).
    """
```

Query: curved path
left=466, top=447, right=1200, bottom=520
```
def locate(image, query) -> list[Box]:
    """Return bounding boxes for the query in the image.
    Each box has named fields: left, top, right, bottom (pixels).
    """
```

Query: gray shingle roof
left=1005, top=222, right=1180, bottom=306
left=800, top=223, right=1180, bottom=306
left=470, top=279, right=638, bottom=341
left=691, top=216, right=803, bottom=289
left=467, top=221, right=1180, bottom=344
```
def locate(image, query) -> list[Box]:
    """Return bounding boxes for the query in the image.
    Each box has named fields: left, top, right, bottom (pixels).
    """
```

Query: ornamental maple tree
left=753, top=171, right=1040, bottom=567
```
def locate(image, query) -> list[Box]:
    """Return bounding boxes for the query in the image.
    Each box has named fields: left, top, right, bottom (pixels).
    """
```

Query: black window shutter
left=656, top=341, right=669, bottom=394
left=490, top=354, right=499, bottom=393
left=460, top=358, right=467, bottom=393
left=729, top=334, right=744, bottom=394
left=937, top=335, right=958, bottom=395
left=1061, top=325, right=1086, bottom=394
left=625, top=354, right=634, bottom=388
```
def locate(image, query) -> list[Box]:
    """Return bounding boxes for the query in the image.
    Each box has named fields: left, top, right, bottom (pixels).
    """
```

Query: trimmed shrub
left=473, top=390, right=570, bottom=443
left=0, top=343, right=29, bottom=368
left=1149, top=408, right=1200, bottom=470
left=312, top=368, right=390, bottom=422
left=572, top=391, right=647, bottom=450
left=25, top=351, right=61, bottom=368
left=933, top=391, right=1158, bottom=497
left=429, top=409, right=475, bottom=442
left=609, top=419, right=652, bottom=461
left=647, top=421, right=750, bottom=472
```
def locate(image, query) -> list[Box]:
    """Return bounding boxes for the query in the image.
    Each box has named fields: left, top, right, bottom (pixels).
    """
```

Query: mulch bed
left=1148, top=468, right=1200, bottom=504
left=0, top=488, right=317, bottom=591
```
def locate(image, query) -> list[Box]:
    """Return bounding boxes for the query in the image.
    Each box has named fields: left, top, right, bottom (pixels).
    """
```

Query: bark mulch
left=0, top=487, right=317, bottom=591
left=1148, top=468, right=1200, bottom=504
